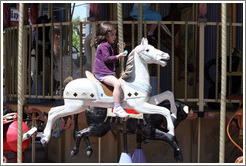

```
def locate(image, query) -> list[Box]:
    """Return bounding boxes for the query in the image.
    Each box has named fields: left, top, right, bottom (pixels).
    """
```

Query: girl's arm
left=100, top=45, right=118, bottom=63
left=116, top=52, right=127, bottom=59
left=100, top=44, right=127, bottom=63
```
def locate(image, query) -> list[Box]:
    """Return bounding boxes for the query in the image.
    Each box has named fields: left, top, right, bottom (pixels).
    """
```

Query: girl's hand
left=117, top=42, right=126, bottom=49
left=116, top=52, right=127, bottom=59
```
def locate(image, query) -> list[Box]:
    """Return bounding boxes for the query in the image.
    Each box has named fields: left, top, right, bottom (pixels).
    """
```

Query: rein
left=137, top=48, right=158, bottom=63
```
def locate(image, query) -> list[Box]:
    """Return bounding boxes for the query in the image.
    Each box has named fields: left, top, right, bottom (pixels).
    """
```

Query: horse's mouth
left=159, top=59, right=168, bottom=67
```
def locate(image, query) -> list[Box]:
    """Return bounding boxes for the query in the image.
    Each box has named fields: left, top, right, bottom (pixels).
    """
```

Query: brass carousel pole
left=117, top=3, right=124, bottom=74
left=17, top=3, right=24, bottom=163
left=137, top=4, right=143, bottom=44
left=116, top=4, right=126, bottom=162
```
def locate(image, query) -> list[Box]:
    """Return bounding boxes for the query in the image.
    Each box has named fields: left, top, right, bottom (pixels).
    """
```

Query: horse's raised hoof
left=174, top=148, right=183, bottom=162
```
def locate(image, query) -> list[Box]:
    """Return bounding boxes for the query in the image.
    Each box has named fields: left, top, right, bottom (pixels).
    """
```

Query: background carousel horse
left=204, top=48, right=242, bottom=109
left=40, top=38, right=177, bottom=146
left=71, top=100, right=191, bottom=162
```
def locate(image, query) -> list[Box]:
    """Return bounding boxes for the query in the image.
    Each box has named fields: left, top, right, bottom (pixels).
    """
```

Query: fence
left=4, top=20, right=243, bottom=111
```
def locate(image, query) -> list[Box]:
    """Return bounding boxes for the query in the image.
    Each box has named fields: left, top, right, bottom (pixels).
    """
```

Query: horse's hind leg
left=41, top=101, right=87, bottom=145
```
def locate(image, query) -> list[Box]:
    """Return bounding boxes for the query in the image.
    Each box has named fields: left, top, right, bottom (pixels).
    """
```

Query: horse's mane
left=121, top=49, right=135, bottom=81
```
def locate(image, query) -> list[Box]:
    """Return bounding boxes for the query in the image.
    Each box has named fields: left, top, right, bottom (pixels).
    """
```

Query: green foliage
left=72, top=17, right=81, bottom=55
left=72, top=16, right=81, bottom=23
left=73, top=32, right=80, bottom=52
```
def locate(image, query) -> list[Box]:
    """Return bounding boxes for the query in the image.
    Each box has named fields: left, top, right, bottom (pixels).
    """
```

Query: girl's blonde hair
left=94, top=22, right=116, bottom=48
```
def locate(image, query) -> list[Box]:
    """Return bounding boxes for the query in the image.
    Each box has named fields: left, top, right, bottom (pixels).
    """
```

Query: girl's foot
left=113, top=106, right=129, bottom=118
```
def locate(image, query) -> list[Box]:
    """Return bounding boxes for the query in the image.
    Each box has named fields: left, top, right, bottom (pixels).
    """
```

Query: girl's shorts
left=94, top=73, right=111, bottom=82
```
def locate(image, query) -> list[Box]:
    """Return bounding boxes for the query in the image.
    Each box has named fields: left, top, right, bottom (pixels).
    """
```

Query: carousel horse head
left=135, top=38, right=170, bottom=67
left=122, top=38, right=170, bottom=81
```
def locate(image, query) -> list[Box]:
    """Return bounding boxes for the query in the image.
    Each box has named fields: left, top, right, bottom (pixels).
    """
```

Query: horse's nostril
left=161, top=53, right=170, bottom=60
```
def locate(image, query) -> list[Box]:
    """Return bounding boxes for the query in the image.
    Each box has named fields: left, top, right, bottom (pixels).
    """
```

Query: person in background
left=198, top=3, right=207, bottom=22
left=130, top=3, right=162, bottom=38
left=3, top=3, right=10, bottom=29
left=87, top=3, right=100, bottom=21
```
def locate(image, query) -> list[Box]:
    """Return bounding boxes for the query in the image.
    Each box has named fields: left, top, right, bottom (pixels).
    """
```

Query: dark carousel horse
left=123, top=3, right=195, bottom=73
left=71, top=100, right=191, bottom=162
left=205, top=48, right=242, bottom=109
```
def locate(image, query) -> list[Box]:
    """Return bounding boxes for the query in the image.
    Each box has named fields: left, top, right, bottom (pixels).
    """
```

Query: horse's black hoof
left=86, top=149, right=93, bottom=157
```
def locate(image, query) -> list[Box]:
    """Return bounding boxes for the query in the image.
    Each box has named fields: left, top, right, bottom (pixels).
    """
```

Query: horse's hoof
left=86, top=149, right=93, bottom=158
left=144, top=138, right=150, bottom=144
left=70, top=150, right=78, bottom=157
left=40, top=138, right=47, bottom=147
left=174, top=149, right=183, bottom=162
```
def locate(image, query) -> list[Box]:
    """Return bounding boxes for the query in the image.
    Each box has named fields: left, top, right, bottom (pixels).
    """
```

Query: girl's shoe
left=113, top=106, right=129, bottom=118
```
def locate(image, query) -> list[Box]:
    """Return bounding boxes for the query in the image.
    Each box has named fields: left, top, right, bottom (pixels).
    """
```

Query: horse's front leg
left=73, top=114, right=79, bottom=139
left=71, top=123, right=111, bottom=157
left=154, top=129, right=183, bottom=162
left=129, top=101, right=175, bottom=136
left=84, top=136, right=93, bottom=157
left=71, top=127, right=93, bottom=157
left=41, top=105, right=67, bottom=145
left=41, top=100, right=87, bottom=146
left=148, top=90, right=177, bottom=119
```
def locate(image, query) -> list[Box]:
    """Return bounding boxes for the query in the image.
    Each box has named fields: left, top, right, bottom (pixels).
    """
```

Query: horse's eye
left=146, top=49, right=149, bottom=52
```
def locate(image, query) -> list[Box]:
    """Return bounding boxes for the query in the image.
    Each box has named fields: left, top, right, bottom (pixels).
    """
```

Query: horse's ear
left=141, top=38, right=148, bottom=45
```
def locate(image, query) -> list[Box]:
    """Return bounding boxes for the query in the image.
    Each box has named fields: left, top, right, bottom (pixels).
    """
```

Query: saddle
left=85, top=71, right=113, bottom=96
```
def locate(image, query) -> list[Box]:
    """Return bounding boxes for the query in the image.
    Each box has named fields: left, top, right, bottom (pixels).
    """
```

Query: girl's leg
left=103, top=75, right=121, bottom=103
left=103, top=75, right=129, bottom=118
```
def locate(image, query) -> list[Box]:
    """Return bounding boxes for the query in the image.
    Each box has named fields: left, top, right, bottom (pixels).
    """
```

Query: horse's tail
left=64, top=76, right=73, bottom=84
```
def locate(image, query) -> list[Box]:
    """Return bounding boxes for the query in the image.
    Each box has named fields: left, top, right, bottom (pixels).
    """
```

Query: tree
left=71, top=17, right=81, bottom=55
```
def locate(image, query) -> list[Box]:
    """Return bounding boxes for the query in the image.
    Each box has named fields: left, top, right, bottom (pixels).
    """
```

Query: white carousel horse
left=40, top=38, right=177, bottom=145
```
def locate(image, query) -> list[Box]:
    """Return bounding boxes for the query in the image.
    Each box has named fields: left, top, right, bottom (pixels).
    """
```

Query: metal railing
left=4, top=20, right=243, bottom=111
